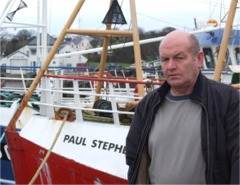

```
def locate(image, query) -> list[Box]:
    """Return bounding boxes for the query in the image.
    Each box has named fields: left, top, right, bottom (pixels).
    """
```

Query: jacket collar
left=157, top=72, right=205, bottom=102
left=190, top=72, right=205, bottom=102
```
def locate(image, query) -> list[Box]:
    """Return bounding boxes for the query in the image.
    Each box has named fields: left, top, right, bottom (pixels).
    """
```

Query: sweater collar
left=157, top=72, right=204, bottom=102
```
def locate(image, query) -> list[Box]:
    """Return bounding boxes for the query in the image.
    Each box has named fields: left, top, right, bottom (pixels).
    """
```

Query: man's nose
left=167, top=58, right=177, bottom=69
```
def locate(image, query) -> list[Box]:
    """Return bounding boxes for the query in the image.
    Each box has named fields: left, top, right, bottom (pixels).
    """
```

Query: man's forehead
left=160, top=47, right=188, bottom=57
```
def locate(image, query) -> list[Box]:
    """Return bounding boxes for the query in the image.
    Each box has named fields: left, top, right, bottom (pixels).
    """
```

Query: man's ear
left=197, top=51, right=204, bottom=69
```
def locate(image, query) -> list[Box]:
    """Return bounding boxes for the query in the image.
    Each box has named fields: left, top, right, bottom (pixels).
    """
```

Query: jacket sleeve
left=125, top=99, right=146, bottom=182
left=226, top=89, right=239, bottom=184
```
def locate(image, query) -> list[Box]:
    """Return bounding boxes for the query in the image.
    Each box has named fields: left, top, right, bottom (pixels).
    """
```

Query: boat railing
left=0, top=68, right=40, bottom=108
left=0, top=65, right=38, bottom=95
left=33, top=74, right=163, bottom=125
left=0, top=76, right=35, bottom=93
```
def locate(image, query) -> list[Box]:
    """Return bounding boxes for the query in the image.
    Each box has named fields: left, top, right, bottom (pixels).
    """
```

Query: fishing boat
left=2, top=0, right=240, bottom=184
left=194, top=25, right=240, bottom=84
left=0, top=99, right=39, bottom=184
left=2, top=0, right=160, bottom=183
left=0, top=68, right=40, bottom=184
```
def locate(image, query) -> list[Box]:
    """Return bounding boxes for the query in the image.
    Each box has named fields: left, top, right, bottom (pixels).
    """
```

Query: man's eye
left=161, top=58, right=169, bottom=62
left=175, top=56, right=184, bottom=61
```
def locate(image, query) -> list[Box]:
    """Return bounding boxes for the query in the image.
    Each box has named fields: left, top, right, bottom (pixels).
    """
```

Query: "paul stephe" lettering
left=63, top=134, right=126, bottom=154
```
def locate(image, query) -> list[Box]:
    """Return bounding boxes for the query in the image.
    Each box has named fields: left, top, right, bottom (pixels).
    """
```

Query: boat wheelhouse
left=195, top=27, right=240, bottom=84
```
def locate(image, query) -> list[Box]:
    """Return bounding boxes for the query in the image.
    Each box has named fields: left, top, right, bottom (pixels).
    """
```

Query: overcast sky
left=1, top=0, right=239, bottom=36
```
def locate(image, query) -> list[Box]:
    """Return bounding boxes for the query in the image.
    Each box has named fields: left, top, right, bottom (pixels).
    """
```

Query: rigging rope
left=28, top=111, right=69, bottom=185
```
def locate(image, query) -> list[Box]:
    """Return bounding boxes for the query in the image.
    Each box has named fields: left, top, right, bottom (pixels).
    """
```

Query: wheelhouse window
left=203, top=48, right=215, bottom=69
left=31, top=49, right=36, bottom=55
left=216, top=46, right=232, bottom=69
left=235, top=47, right=240, bottom=65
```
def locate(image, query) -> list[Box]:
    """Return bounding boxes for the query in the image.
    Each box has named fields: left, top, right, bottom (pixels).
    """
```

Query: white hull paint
left=20, top=115, right=130, bottom=180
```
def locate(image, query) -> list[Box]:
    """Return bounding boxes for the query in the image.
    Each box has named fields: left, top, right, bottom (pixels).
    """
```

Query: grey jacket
left=126, top=73, right=239, bottom=184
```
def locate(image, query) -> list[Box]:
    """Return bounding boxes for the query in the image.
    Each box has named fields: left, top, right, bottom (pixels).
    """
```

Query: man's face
left=160, top=39, right=203, bottom=93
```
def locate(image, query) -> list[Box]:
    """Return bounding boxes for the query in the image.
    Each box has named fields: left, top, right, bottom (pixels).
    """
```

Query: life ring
left=55, top=108, right=75, bottom=121
left=134, top=85, right=139, bottom=101
left=134, top=85, right=138, bottom=94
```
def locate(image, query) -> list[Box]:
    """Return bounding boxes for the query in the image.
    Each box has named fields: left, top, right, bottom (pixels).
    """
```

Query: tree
left=161, top=27, right=176, bottom=35
left=140, top=27, right=176, bottom=62
left=1, top=29, right=36, bottom=57
left=0, top=29, right=14, bottom=58
left=87, top=26, right=176, bottom=64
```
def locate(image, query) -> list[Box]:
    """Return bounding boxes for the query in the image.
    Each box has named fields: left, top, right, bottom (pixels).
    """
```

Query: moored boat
left=0, top=98, right=39, bottom=184
left=5, top=73, right=163, bottom=184
left=2, top=0, right=240, bottom=184
left=194, top=26, right=240, bottom=84
left=3, top=0, right=160, bottom=183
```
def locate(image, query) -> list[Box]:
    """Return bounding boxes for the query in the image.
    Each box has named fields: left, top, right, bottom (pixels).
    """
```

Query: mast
left=6, top=0, right=144, bottom=130
left=6, top=0, right=86, bottom=130
left=95, top=0, right=144, bottom=101
left=94, top=1, right=113, bottom=102
left=129, top=0, right=144, bottom=97
left=213, top=0, right=238, bottom=81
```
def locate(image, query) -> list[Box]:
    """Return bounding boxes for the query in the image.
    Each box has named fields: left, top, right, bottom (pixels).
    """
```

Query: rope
left=28, top=111, right=69, bottom=185
left=82, top=109, right=113, bottom=123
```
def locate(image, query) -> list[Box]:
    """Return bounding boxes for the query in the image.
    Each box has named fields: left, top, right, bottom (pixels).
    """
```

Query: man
left=126, top=30, right=239, bottom=184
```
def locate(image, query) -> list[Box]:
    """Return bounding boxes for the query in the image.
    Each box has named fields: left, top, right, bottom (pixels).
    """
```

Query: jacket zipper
left=193, top=100, right=211, bottom=184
